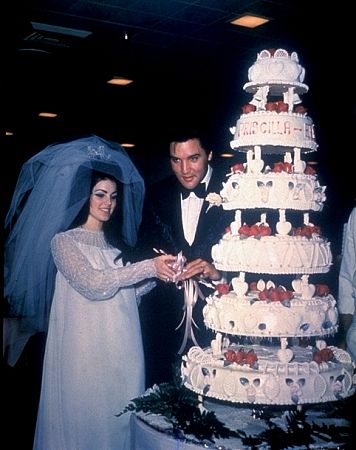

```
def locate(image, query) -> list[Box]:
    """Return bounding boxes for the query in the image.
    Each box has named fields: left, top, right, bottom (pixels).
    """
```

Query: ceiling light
left=220, top=152, right=235, bottom=158
left=31, top=21, right=92, bottom=38
left=230, top=14, right=269, bottom=28
left=6, top=131, right=14, bottom=136
left=121, top=143, right=135, bottom=148
left=38, top=112, right=58, bottom=118
left=107, top=77, right=133, bottom=86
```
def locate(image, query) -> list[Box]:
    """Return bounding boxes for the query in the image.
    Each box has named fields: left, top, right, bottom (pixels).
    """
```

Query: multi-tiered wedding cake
left=181, top=48, right=355, bottom=405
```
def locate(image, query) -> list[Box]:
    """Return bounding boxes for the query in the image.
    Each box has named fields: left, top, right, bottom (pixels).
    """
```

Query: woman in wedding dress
left=4, top=136, right=177, bottom=450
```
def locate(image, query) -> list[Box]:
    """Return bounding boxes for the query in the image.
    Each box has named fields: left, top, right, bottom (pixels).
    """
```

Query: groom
left=137, top=125, right=234, bottom=387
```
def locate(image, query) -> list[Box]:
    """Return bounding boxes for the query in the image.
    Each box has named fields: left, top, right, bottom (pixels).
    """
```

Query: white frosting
left=212, top=234, right=332, bottom=275
left=230, top=50, right=317, bottom=154
left=181, top=48, right=355, bottom=407
left=219, top=171, right=326, bottom=211
left=230, top=111, right=317, bottom=153
left=182, top=345, right=355, bottom=405
left=203, top=291, right=338, bottom=337
left=244, top=49, right=308, bottom=95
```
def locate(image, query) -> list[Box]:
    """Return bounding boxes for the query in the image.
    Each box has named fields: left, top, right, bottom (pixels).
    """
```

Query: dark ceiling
left=3, top=0, right=355, bottom=208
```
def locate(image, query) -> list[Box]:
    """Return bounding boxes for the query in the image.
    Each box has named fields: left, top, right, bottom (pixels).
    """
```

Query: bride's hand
left=154, top=254, right=177, bottom=282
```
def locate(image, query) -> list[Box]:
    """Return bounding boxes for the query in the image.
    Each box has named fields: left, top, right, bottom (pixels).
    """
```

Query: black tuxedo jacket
left=137, top=167, right=234, bottom=262
left=136, top=166, right=234, bottom=388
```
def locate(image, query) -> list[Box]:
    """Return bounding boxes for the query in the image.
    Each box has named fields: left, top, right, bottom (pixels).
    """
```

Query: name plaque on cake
left=231, top=112, right=317, bottom=153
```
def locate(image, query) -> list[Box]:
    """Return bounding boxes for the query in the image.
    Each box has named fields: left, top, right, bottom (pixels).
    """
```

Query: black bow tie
left=180, top=183, right=206, bottom=199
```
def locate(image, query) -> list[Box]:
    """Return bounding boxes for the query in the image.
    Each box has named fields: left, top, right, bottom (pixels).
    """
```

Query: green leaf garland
left=117, top=376, right=354, bottom=449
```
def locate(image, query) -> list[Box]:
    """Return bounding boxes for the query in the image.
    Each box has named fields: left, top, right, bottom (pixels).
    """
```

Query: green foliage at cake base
left=117, top=375, right=354, bottom=449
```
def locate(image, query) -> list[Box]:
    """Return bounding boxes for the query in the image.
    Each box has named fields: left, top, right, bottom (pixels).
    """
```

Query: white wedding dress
left=33, top=228, right=156, bottom=450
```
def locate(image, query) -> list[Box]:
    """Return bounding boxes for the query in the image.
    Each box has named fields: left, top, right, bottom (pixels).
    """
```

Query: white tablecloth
left=129, top=401, right=352, bottom=450
left=130, top=414, right=202, bottom=450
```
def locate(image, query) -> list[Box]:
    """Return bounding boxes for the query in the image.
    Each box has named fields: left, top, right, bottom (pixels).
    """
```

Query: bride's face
left=88, top=179, right=118, bottom=225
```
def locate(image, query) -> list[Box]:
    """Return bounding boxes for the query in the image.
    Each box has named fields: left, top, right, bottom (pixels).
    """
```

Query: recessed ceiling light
left=230, top=14, right=269, bottom=28
left=107, top=77, right=133, bottom=86
left=38, top=112, right=58, bottom=118
left=220, top=152, right=235, bottom=158
left=121, top=143, right=135, bottom=148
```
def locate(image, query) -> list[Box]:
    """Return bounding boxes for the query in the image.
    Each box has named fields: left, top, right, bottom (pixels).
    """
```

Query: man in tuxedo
left=137, top=127, right=234, bottom=387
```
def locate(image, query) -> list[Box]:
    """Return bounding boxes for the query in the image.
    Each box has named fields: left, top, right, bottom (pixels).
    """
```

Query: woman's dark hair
left=70, top=170, right=132, bottom=262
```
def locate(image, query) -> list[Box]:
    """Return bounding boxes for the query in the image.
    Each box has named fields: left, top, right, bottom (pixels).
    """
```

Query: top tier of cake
left=244, top=48, right=308, bottom=95
left=230, top=49, right=317, bottom=154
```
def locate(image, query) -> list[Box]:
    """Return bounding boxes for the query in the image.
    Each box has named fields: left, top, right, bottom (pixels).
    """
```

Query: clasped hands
left=154, top=252, right=221, bottom=283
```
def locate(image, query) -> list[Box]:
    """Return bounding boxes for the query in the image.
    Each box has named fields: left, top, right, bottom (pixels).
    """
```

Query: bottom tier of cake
left=181, top=344, right=355, bottom=405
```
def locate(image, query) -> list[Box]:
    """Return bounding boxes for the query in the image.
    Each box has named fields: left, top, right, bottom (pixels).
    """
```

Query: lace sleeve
left=135, top=280, right=157, bottom=307
left=51, top=233, right=157, bottom=301
left=136, top=280, right=157, bottom=299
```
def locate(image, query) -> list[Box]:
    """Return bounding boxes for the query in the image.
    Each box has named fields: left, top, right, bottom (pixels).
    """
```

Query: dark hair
left=167, top=124, right=214, bottom=155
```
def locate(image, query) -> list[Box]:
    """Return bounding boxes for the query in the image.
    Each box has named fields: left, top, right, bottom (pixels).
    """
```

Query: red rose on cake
left=216, top=283, right=230, bottom=295
left=231, top=163, right=245, bottom=173
left=265, top=101, right=277, bottom=111
left=223, top=348, right=258, bottom=368
left=313, top=347, right=334, bottom=364
left=276, top=101, right=288, bottom=112
left=315, top=284, right=330, bottom=296
left=238, top=223, right=272, bottom=238
left=304, top=165, right=316, bottom=175
left=241, top=103, right=256, bottom=114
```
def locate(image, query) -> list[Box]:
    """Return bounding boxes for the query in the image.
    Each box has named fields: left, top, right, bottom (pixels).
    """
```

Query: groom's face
left=169, top=138, right=212, bottom=190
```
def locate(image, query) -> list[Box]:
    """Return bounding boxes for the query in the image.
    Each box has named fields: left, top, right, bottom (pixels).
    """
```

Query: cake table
left=129, top=393, right=354, bottom=449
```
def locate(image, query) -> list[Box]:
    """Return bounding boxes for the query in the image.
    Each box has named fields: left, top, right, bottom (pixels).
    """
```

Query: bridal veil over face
left=4, top=135, right=145, bottom=365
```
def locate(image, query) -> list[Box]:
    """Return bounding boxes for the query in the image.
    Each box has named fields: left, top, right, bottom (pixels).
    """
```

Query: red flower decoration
left=216, top=283, right=230, bottom=295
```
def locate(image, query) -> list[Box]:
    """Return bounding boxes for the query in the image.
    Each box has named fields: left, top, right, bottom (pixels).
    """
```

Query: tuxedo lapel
left=194, top=196, right=217, bottom=246
left=193, top=169, right=221, bottom=246
left=168, top=182, right=186, bottom=250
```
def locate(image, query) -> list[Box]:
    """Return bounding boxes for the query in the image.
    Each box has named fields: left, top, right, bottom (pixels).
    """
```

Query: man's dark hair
left=167, top=123, right=214, bottom=155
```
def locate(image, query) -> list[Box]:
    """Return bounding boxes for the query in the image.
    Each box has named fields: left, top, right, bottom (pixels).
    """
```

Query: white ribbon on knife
left=175, top=278, right=204, bottom=354
left=175, top=265, right=214, bottom=354
left=153, top=248, right=214, bottom=355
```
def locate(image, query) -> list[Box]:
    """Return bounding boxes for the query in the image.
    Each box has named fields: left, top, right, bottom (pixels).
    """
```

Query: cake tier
left=203, top=291, right=338, bottom=338
left=219, top=171, right=325, bottom=211
left=182, top=345, right=355, bottom=406
left=230, top=111, right=317, bottom=153
left=243, top=49, right=308, bottom=95
left=212, top=234, right=332, bottom=274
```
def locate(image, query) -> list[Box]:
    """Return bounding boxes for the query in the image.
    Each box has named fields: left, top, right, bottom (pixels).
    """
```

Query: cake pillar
left=293, top=147, right=306, bottom=173
left=276, top=209, right=292, bottom=235
left=246, top=149, right=253, bottom=173
left=230, top=210, right=241, bottom=235
left=277, top=337, right=294, bottom=363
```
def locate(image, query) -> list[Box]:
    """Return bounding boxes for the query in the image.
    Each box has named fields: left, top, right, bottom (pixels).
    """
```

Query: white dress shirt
left=181, top=165, right=212, bottom=245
